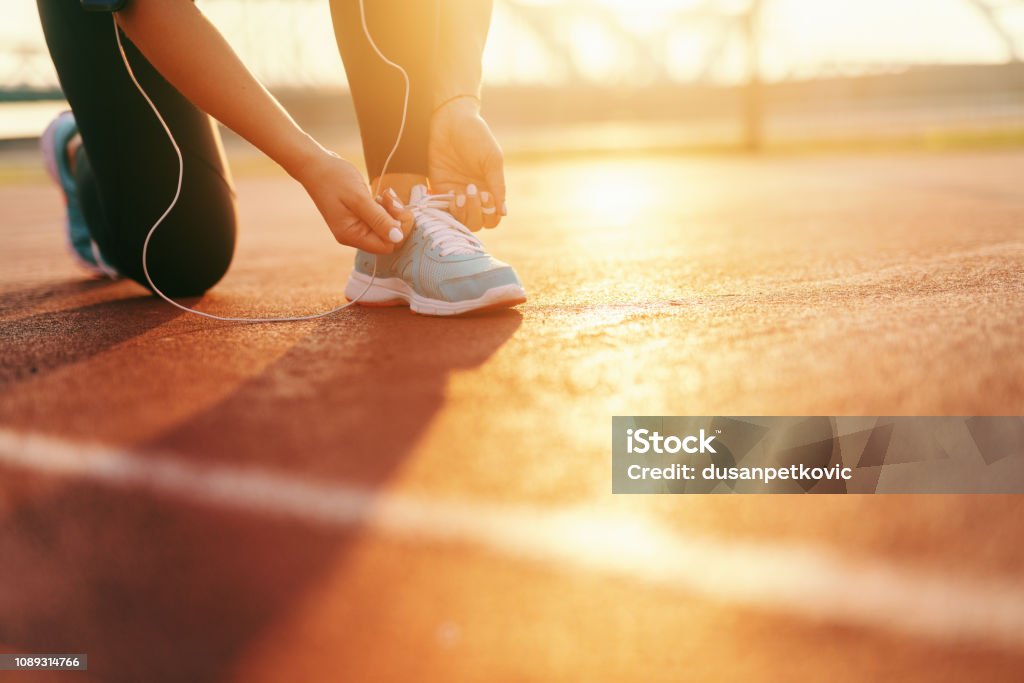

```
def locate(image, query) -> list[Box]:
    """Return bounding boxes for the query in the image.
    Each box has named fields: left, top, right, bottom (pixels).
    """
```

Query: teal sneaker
left=40, top=111, right=117, bottom=278
left=345, top=185, right=526, bottom=316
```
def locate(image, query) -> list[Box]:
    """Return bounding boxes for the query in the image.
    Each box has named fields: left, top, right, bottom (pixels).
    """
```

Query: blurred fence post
left=742, top=0, right=764, bottom=151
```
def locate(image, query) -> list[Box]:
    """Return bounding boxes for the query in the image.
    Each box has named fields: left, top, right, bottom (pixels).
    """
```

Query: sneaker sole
left=344, top=271, right=526, bottom=316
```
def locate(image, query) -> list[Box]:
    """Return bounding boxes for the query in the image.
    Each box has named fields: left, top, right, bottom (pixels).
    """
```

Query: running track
left=2, top=149, right=1023, bottom=681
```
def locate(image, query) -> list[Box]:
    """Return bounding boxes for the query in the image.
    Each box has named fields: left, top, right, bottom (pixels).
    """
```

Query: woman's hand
left=291, top=150, right=413, bottom=253
left=428, top=97, right=506, bottom=231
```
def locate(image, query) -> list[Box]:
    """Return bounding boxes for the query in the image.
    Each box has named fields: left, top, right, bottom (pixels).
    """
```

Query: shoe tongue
left=410, top=184, right=429, bottom=204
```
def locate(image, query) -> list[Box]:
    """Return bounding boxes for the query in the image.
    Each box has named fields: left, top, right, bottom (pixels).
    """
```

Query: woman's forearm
left=116, top=0, right=323, bottom=177
left=435, top=0, right=493, bottom=107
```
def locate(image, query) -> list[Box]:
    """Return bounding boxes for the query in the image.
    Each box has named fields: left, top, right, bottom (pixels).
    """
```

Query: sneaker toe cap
left=439, top=265, right=523, bottom=302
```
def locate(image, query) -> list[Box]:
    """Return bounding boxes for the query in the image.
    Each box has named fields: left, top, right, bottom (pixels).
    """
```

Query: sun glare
left=487, top=0, right=1019, bottom=87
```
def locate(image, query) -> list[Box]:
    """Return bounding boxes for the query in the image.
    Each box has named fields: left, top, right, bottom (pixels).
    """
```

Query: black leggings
left=37, top=0, right=438, bottom=296
left=330, top=0, right=438, bottom=181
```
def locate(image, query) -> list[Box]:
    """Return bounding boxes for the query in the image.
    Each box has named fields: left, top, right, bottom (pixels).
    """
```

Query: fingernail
left=482, top=207, right=497, bottom=215
left=388, top=227, right=404, bottom=243
left=391, top=198, right=403, bottom=210
left=501, top=201, right=508, bottom=216
left=456, top=194, right=466, bottom=208
left=467, top=184, right=478, bottom=196
left=481, top=191, right=491, bottom=204
left=375, top=194, right=383, bottom=203
left=387, top=188, right=400, bottom=201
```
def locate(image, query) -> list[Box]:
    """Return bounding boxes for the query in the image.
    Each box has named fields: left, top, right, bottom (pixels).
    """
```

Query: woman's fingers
left=322, top=199, right=394, bottom=254
left=350, top=190, right=404, bottom=245
left=433, top=181, right=500, bottom=230
left=480, top=189, right=500, bottom=229
left=430, top=182, right=468, bottom=224
left=450, top=190, right=468, bottom=225
left=352, top=230, right=396, bottom=254
left=464, top=183, right=484, bottom=231
left=330, top=209, right=395, bottom=253
left=380, top=189, right=414, bottom=242
left=484, top=155, right=507, bottom=225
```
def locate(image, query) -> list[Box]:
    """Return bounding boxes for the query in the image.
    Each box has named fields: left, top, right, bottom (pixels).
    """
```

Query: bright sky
left=2, top=0, right=1022, bottom=90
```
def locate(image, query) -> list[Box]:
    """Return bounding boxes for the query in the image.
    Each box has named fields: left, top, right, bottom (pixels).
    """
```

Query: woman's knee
left=144, top=219, right=235, bottom=296
left=139, top=194, right=237, bottom=298
left=146, top=244, right=234, bottom=297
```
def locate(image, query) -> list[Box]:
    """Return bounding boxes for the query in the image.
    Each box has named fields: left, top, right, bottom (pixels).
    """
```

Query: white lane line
left=1, top=427, right=1023, bottom=651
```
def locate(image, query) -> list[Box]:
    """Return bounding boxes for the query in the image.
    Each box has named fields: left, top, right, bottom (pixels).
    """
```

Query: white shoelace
left=407, top=192, right=486, bottom=257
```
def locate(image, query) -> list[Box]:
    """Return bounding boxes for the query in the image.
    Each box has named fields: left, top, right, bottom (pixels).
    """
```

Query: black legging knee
left=38, top=0, right=237, bottom=297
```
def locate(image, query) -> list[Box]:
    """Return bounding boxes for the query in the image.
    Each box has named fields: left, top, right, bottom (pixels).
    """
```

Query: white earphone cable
left=111, top=0, right=407, bottom=322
